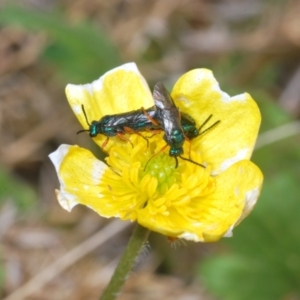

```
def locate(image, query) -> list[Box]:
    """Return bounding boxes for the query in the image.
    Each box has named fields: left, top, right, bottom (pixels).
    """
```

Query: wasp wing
left=153, top=82, right=176, bottom=110
left=152, top=82, right=184, bottom=144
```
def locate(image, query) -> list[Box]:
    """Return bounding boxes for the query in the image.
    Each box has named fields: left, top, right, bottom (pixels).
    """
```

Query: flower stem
left=99, top=223, right=150, bottom=300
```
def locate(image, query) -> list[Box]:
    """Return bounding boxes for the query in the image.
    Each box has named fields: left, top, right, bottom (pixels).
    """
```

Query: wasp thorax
left=166, top=129, right=184, bottom=148
left=186, top=128, right=199, bottom=139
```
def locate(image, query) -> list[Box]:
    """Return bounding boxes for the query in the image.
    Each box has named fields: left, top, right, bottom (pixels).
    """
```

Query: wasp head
left=89, top=121, right=98, bottom=137
left=169, top=147, right=183, bottom=157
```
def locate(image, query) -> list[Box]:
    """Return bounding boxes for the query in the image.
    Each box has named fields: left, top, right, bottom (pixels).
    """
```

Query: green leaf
left=201, top=254, right=298, bottom=300
left=201, top=173, right=300, bottom=300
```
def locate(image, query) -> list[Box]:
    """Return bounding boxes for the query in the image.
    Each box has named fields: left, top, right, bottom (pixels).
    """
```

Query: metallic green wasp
left=78, top=82, right=220, bottom=168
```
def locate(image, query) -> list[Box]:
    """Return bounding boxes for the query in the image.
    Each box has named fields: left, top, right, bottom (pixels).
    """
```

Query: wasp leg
left=144, top=144, right=169, bottom=171
left=144, top=128, right=162, bottom=139
left=184, top=136, right=192, bottom=159
left=123, top=126, right=149, bottom=147
left=101, top=137, right=110, bottom=151
left=167, top=236, right=178, bottom=243
left=179, top=155, right=205, bottom=168
left=174, top=156, right=178, bottom=168
left=116, top=132, right=134, bottom=148
left=141, top=107, right=160, bottom=126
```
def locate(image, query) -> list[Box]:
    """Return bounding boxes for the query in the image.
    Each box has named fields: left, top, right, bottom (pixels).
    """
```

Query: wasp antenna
left=76, top=129, right=90, bottom=135
left=199, top=120, right=221, bottom=136
left=198, top=114, right=213, bottom=132
left=179, top=155, right=206, bottom=168
left=81, top=104, right=91, bottom=127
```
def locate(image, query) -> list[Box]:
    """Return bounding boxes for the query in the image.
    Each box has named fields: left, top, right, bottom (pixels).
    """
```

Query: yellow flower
left=49, top=63, right=263, bottom=242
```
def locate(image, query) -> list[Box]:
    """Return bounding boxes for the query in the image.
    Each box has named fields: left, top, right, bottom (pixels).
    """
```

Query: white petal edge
left=223, top=225, right=234, bottom=237
left=67, top=62, right=143, bottom=94
left=56, top=189, right=79, bottom=212
left=175, top=69, right=231, bottom=108
left=237, top=186, right=261, bottom=224
left=178, top=232, right=203, bottom=242
left=66, top=62, right=153, bottom=117
left=49, top=144, right=71, bottom=173
left=230, top=93, right=248, bottom=103
left=197, top=70, right=250, bottom=105
left=217, top=148, right=251, bottom=174
left=49, top=144, right=109, bottom=212
left=49, top=144, right=80, bottom=211
left=196, top=69, right=231, bottom=103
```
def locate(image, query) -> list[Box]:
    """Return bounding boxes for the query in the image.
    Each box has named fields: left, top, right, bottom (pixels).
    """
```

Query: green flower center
left=143, top=153, right=180, bottom=194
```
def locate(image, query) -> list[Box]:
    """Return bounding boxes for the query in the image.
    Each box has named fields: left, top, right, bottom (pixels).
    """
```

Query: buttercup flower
left=49, top=63, right=263, bottom=242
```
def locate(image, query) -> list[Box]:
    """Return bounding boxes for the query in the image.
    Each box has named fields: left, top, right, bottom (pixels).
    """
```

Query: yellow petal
left=171, top=69, right=261, bottom=174
left=199, top=160, right=263, bottom=241
left=137, top=160, right=263, bottom=242
left=65, top=62, right=154, bottom=149
left=49, top=144, right=111, bottom=215
left=49, top=144, right=152, bottom=220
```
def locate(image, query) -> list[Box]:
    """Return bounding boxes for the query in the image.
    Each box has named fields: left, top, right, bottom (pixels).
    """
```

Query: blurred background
left=0, top=0, right=300, bottom=299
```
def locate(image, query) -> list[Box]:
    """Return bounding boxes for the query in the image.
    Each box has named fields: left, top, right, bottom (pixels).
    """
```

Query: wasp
left=150, top=82, right=219, bottom=168
left=78, top=82, right=220, bottom=168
